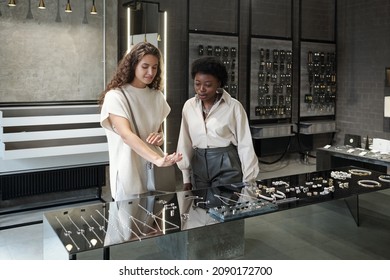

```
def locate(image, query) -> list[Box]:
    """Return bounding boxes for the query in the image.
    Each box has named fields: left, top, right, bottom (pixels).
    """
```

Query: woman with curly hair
left=99, top=42, right=182, bottom=201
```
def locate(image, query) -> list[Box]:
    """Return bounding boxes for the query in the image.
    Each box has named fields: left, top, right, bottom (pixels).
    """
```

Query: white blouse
left=176, top=90, right=259, bottom=184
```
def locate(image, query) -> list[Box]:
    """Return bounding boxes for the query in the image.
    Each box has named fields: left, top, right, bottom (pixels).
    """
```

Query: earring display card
left=300, top=41, right=336, bottom=117
left=250, top=38, right=293, bottom=121
left=188, top=33, right=238, bottom=99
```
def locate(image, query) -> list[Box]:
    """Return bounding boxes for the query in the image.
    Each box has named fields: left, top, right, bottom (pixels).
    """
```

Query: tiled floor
left=1, top=153, right=390, bottom=260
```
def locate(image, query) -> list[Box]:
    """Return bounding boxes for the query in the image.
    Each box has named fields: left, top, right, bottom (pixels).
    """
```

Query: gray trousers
left=191, top=145, right=243, bottom=189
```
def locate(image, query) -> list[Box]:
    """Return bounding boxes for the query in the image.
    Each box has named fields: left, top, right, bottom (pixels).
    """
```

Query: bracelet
left=378, top=175, right=390, bottom=182
left=272, top=180, right=290, bottom=188
left=257, top=193, right=276, bottom=202
left=349, top=169, right=372, bottom=176
left=357, top=179, right=381, bottom=188
left=272, top=190, right=286, bottom=199
left=331, top=171, right=351, bottom=180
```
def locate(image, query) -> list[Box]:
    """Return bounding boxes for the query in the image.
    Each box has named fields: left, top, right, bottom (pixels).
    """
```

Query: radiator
left=0, top=165, right=106, bottom=201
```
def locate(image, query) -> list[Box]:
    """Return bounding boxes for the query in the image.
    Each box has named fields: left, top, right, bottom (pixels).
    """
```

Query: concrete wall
left=0, top=0, right=117, bottom=102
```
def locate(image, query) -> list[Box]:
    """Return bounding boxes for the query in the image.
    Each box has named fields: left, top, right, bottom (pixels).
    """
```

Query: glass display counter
left=317, top=146, right=390, bottom=173
left=43, top=166, right=390, bottom=260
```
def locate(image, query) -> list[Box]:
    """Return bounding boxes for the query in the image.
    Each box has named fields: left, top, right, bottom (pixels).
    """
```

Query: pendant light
left=38, top=0, right=46, bottom=9
left=90, top=0, right=97, bottom=15
left=65, top=0, right=72, bottom=13
left=8, top=0, right=16, bottom=7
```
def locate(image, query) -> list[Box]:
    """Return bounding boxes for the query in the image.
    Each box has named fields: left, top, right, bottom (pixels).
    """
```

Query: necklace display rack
left=47, top=198, right=181, bottom=255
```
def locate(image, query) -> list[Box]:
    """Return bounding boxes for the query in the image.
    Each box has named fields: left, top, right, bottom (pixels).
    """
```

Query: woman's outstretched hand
left=155, top=152, right=183, bottom=167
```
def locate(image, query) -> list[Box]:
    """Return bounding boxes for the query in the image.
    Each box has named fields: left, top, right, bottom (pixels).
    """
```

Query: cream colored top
left=100, top=84, right=170, bottom=200
left=176, top=90, right=259, bottom=184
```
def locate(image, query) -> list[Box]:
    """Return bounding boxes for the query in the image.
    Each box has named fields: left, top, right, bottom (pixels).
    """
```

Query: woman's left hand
left=155, top=152, right=183, bottom=167
left=146, top=132, right=163, bottom=146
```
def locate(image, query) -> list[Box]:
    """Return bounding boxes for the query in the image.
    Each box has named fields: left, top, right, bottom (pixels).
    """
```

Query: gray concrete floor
left=1, top=153, right=390, bottom=260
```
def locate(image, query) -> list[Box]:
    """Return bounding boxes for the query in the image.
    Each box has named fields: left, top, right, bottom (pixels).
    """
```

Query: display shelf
left=250, top=123, right=294, bottom=139
left=296, top=120, right=336, bottom=135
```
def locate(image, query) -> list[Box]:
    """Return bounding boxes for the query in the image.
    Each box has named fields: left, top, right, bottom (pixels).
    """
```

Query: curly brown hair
left=99, top=42, right=164, bottom=105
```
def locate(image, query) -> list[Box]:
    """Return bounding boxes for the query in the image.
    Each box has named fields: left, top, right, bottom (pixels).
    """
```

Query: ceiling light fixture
left=90, top=0, right=97, bottom=15
left=65, top=0, right=72, bottom=13
left=8, top=0, right=16, bottom=7
left=38, top=0, right=46, bottom=9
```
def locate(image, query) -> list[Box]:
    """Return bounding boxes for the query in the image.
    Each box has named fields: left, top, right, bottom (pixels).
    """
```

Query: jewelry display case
left=300, top=42, right=337, bottom=118
left=317, top=145, right=390, bottom=174
left=44, top=166, right=390, bottom=260
left=297, top=0, right=337, bottom=139
left=250, top=38, right=293, bottom=122
left=188, top=33, right=239, bottom=98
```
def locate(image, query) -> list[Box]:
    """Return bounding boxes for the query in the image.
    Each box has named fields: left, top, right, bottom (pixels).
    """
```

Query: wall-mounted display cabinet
left=250, top=38, right=293, bottom=122
left=188, top=33, right=239, bottom=98
left=186, top=0, right=337, bottom=153
left=300, top=42, right=337, bottom=118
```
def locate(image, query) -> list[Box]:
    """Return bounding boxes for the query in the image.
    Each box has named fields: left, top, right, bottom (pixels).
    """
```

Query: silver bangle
left=257, top=193, right=276, bottom=202
left=272, top=190, right=286, bottom=199
left=357, top=179, right=381, bottom=188
left=378, top=175, right=390, bottom=182
left=349, top=169, right=372, bottom=176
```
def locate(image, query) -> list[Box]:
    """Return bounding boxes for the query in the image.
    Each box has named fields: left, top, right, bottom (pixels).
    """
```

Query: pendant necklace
left=202, top=96, right=219, bottom=117
left=202, top=103, right=211, bottom=116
